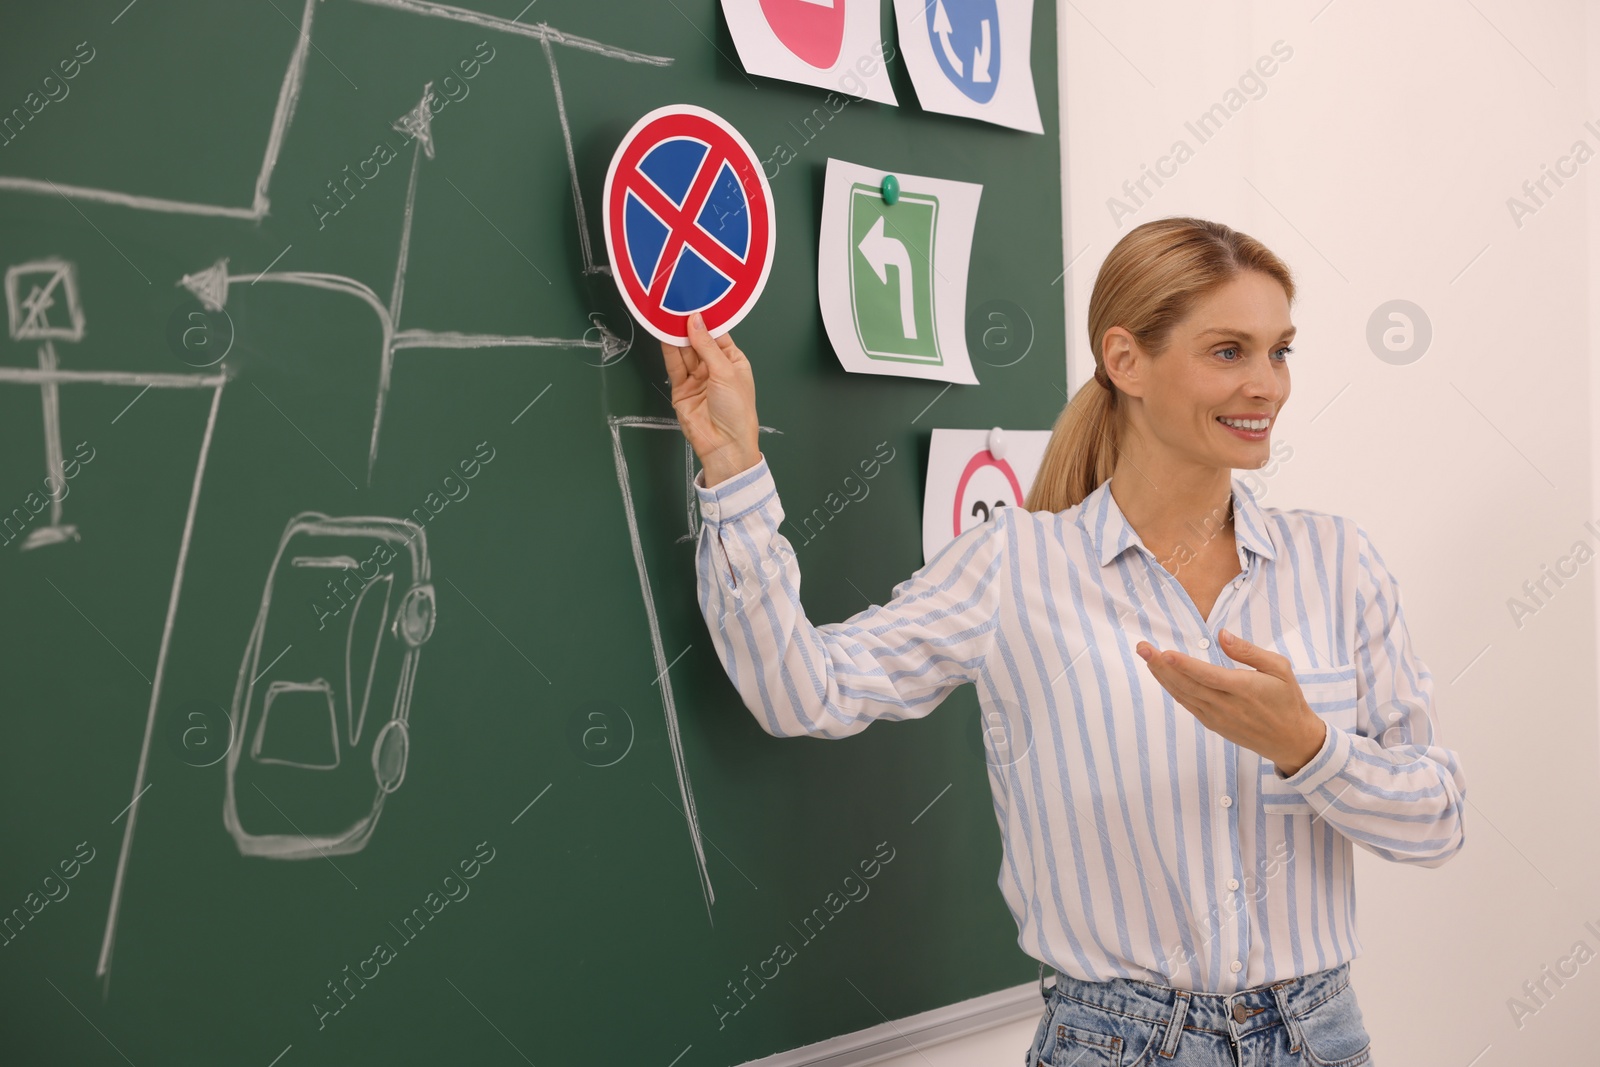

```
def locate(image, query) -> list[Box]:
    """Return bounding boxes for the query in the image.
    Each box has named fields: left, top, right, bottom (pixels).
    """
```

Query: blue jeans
left=1024, top=962, right=1373, bottom=1066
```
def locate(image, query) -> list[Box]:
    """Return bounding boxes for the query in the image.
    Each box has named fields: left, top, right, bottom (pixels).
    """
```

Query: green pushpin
left=881, top=173, right=899, bottom=205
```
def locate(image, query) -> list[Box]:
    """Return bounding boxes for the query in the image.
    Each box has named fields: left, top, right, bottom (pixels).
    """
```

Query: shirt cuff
left=1273, top=717, right=1352, bottom=797
left=694, top=453, right=776, bottom=526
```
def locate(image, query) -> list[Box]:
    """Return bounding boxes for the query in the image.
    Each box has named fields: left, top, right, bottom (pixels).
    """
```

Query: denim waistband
left=1038, top=962, right=1351, bottom=1040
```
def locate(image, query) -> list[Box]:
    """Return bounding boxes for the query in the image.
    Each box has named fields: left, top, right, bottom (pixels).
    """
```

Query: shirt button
left=1234, top=578, right=1244, bottom=588
left=1197, top=638, right=1211, bottom=650
left=1230, top=960, right=1243, bottom=973
left=1219, top=795, right=1233, bottom=808
left=701, top=502, right=718, bottom=521
left=1227, top=878, right=1240, bottom=891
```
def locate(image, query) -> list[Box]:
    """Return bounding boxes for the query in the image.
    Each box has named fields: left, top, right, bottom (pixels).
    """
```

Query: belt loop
left=1156, top=989, right=1189, bottom=1059
left=1269, top=981, right=1301, bottom=1053
left=1038, top=961, right=1053, bottom=1003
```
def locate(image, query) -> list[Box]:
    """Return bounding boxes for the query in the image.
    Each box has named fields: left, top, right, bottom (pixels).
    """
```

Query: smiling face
left=1106, top=270, right=1293, bottom=471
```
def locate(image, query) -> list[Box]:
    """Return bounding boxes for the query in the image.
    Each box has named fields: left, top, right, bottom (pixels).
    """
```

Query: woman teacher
left=662, top=216, right=1466, bottom=1066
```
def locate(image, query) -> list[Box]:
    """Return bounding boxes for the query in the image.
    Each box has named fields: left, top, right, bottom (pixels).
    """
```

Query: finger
left=1138, top=644, right=1224, bottom=714
left=1218, top=629, right=1291, bottom=679
left=710, top=328, right=745, bottom=363
left=1147, top=665, right=1214, bottom=724
left=1149, top=664, right=1212, bottom=712
left=1162, top=656, right=1241, bottom=698
left=661, top=339, right=690, bottom=387
left=686, top=312, right=732, bottom=374
left=1142, top=641, right=1247, bottom=694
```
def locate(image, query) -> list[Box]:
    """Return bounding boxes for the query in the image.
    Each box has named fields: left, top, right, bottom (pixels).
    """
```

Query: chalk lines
left=388, top=127, right=426, bottom=326
left=201, top=256, right=600, bottom=480
left=346, top=0, right=675, bottom=66
left=203, top=266, right=394, bottom=480
left=605, top=415, right=780, bottom=925
left=8, top=0, right=667, bottom=488
left=239, top=271, right=394, bottom=484
left=0, top=1, right=678, bottom=991
left=378, top=124, right=427, bottom=479
left=607, top=415, right=716, bottom=921
left=223, top=513, right=434, bottom=858
left=0, top=0, right=670, bottom=221
left=0, top=367, right=226, bottom=388
left=254, top=0, right=320, bottom=216
left=27, top=341, right=76, bottom=548
left=267, top=0, right=358, bottom=92
left=6, top=259, right=85, bottom=340
left=173, top=251, right=601, bottom=497
left=96, top=382, right=225, bottom=990
left=0, top=177, right=262, bottom=220
left=0, top=0, right=314, bottom=222
left=2, top=278, right=234, bottom=984
left=178, top=257, right=229, bottom=311
left=245, top=270, right=393, bottom=340
left=394, top=329, right=601, bottom=351
left=541, top=37, right=592, bottom=275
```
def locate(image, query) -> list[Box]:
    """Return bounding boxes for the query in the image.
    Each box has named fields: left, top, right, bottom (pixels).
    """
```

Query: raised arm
left=661, top=312, right=1007, bottom=740
left=694, top=455, right=1008, bottom=738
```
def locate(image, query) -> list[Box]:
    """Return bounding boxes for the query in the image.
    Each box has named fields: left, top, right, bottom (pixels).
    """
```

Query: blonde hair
left=1023, top=217, right=1295, bottom=514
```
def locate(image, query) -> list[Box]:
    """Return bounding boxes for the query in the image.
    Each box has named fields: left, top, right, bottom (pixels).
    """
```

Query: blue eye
left=1215, top=344, right=1293, bottom=362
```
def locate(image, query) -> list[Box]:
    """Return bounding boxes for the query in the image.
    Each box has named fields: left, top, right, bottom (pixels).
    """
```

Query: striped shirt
left=693, top=454, right=1467, bottom=993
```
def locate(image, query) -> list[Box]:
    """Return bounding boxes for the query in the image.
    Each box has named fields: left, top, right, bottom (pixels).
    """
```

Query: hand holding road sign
left=660, top=312, right=763, bottom=489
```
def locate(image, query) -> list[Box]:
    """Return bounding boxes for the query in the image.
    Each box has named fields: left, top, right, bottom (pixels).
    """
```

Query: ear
left=1100, top=326, right=1143, bottom=397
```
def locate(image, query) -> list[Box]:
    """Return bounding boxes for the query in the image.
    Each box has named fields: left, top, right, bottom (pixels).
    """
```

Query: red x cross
left=603, top=106, right=775, bottom=345
left=620, top=143, right=749, bottom=303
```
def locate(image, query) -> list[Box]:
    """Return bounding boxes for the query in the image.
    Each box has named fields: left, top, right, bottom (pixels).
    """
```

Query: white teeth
left=1219, top=416, right=1270, bottom=431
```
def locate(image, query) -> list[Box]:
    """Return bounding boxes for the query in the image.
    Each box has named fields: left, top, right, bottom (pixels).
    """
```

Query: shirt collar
left=1076, top=473, right=1278, bottom=569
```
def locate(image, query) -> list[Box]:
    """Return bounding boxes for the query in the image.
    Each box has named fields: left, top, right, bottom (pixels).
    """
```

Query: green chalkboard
left=0, top=2, right=1065, bottom=1063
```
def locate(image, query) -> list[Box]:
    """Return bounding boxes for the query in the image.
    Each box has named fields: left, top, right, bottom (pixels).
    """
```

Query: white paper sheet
left=818, top=157, right=982, bottom=385
left=721, top=0, right=898, bottom=104
left=922, top=427, right=1051, bottom=563
left=892, top=0, right=1042, bottom=134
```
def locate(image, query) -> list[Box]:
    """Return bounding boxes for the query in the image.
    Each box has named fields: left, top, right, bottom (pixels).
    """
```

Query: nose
left=1245, top=354, right=1287, bottom=406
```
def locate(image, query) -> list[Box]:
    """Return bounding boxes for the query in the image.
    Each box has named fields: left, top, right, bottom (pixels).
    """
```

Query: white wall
left=871, top=1, right=1600, bottom=1063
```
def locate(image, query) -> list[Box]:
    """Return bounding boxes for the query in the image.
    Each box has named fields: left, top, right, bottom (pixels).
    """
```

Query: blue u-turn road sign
left=925, top=0, right=1001, bottom=104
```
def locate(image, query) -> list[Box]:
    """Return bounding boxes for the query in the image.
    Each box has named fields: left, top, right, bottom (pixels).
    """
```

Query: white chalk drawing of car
left=223, top=513, right=436, bottom=858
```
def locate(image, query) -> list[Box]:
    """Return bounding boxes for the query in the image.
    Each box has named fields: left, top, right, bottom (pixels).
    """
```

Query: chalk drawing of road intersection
left=0, top=0, right=749, bottom=989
